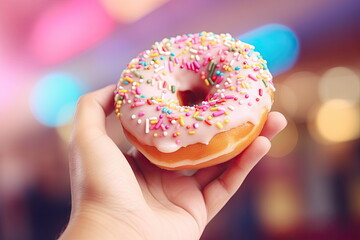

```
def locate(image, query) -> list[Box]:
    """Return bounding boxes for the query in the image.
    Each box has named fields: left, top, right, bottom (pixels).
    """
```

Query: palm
left=68, top=85, right=287, bottom=240
left=128, top=152, right=208, bottom=239
left=115, top=109, right=285, bottom=239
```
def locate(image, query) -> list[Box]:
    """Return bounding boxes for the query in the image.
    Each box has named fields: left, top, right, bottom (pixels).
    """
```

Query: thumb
left=69, top=84, right=143, bottom=206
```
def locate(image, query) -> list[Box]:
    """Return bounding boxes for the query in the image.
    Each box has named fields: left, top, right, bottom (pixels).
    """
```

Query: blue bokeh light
left=30, top=72, right=84, bottom=127
left=239, top=24, right=300, bottom=76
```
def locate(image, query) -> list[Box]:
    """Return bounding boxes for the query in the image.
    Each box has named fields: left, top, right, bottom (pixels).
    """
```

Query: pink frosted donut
left=114, top=32, right=275, bottom=170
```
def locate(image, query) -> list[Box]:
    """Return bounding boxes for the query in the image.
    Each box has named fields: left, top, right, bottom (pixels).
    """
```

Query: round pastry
left=114, top=32, right=275, bottom=170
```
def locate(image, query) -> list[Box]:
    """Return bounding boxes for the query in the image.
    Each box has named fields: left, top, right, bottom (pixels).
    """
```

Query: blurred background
left=0, top=0, right=359, bottom=239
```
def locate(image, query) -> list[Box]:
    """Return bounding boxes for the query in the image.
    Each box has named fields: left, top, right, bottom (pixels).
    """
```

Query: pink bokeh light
left=28, top=0, right=116, bottom=65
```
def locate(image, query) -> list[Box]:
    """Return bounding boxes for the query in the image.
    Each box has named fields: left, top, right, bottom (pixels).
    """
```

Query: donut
left=114, top=32, right=275, bottom=170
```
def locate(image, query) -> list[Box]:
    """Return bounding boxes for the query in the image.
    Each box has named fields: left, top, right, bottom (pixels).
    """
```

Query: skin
left=60, top=84, right=287, bottom=240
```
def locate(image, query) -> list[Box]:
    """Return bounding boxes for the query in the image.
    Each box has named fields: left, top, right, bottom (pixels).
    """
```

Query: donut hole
left=177, top=88, right=208, bottom=106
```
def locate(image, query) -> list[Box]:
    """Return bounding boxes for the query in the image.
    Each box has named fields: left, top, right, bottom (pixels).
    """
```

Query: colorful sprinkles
left=114, top=32, right=274, bottom=151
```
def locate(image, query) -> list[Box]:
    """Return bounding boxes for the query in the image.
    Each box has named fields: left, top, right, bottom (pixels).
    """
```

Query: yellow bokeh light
left=279, top=71, right=320, bottom=122
left=276, top=84, right=298, bottom=118
left=319, top=67, right=360, bottom=104
left=101, top=0, right=169, bottom=23
left=313, top=99, right=360, bottom=143
left=257, top=179, right=303, bottom=234
left=268, top=116, right=298, bottom=158
left=56, top=122, right=73, bottom=143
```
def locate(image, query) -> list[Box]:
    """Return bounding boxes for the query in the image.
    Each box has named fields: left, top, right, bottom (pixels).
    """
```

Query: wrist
left=59, top=204, right=145, bottom=240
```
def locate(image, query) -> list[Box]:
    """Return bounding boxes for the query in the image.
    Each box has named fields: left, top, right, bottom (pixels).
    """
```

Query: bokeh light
left=319, top=67, right=360, bottom=104
left=268, top=117, right=298, bottom=158
left=311, top=99, right=360, bottom=143
left=0, top=73, right=17, bottom=112
left=29, top=0, right=115, bottom=65
left=30, top=72, right=84, bottom=127
left=100, top=0, right=169, bottom=22
left=257, top=179, right=304, bottom=234
left=279, top=72, right=320, bottom=122
left=275, top=84, right=298, bottom=118
left=56, top=123, right=73, bottom=143
left=239, top=24, right=300, bottom=76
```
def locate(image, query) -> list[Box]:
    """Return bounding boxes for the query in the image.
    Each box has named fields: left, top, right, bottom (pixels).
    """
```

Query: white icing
left=156, top=141, right=179, bottom=153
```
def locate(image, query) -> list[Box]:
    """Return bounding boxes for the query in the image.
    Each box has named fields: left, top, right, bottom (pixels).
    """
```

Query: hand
left=60, top=85, right=287, bottom=240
